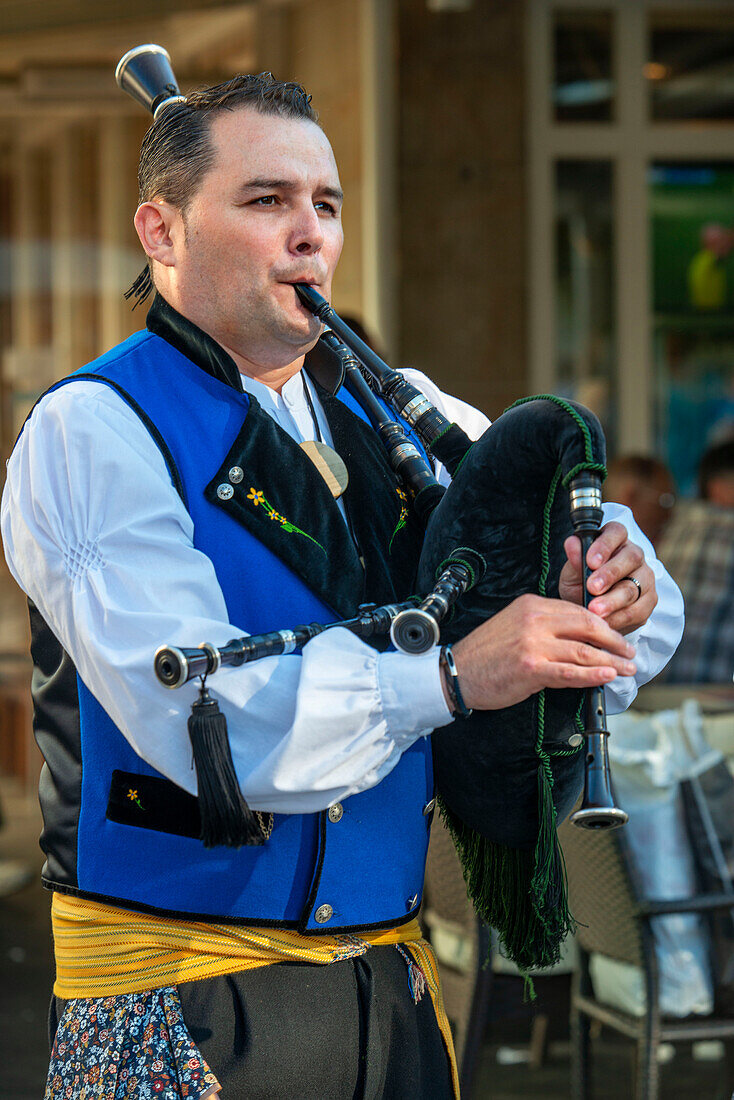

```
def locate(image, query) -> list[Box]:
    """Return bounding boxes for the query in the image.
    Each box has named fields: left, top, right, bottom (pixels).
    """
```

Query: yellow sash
left=51, top=892, right=459, bottom=1097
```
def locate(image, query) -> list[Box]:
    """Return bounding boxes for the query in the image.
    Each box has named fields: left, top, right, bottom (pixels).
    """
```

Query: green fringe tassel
left=438, top=762, right=575, bottom=974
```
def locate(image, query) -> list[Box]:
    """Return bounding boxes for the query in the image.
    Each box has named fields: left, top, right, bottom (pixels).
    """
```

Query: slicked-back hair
left=127, top=72, right=318, bottom=305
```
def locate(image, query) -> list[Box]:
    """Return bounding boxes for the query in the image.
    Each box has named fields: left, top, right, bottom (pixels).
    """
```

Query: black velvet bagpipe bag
left=418, top=396, right=606, bottom=970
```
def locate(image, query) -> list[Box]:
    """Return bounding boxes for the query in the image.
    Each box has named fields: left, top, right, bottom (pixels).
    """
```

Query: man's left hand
left=560, top=521, right=658, bottom=635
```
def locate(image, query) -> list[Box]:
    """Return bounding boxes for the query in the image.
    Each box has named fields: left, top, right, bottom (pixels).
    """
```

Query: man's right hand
left=443, top=593, right=637, bottom=713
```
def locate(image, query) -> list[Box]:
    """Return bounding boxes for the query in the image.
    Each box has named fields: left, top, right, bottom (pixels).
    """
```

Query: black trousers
left=51, top=946, right=454, bottom=1100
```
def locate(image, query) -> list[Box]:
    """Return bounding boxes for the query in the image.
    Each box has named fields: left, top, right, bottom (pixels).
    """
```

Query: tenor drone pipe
left=389, top=548, right=486, bottom=655
left=296, top=285, right=472, bottom=476
left=568, top=472, right=629, bottom=830
left=155, top=601, right=417, bottom=689
left=155, top=548, right=485, bottom=688
left=320, top=330, right=445, bottom=522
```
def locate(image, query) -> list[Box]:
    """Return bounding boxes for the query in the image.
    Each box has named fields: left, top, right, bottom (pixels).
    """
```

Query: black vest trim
left=298, top=811, right=328, bottom=932
left=204, top=394, right=366, bottom=620
left=71, top=373, right=187, bottom=507
left=42, top=880, right=417, bottom=936
left=205, top=386, right=424, bottom=621
left=146, top=295, right=245, bottom=394
left=28, top=601, right=83, bottom=889
left=315, top=379, right=425, bottom=607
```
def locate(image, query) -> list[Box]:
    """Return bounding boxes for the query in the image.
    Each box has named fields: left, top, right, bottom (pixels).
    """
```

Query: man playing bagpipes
left=0, top=48, right=683, bottom=1100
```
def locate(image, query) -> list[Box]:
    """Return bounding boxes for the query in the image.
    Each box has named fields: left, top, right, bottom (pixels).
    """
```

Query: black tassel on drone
left=188, top=682, right=265, bottom=847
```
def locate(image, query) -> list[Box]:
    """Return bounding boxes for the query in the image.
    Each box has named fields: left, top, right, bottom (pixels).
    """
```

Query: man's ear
left=134, top=201, right=181, bottom=268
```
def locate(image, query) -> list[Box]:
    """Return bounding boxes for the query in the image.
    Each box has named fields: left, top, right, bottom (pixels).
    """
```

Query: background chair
left=560, top=818, right=734, bottom=1100
left=422, top=814, right=493, bottom=1097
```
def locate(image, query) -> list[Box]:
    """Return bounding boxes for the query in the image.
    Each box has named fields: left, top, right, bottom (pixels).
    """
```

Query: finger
left=607, top=598, right=655, bottom=633
left=563, top=535, right=583, bottom=572
left=550, top=639, right=637, bottom=677
left=586, top=541, right=646, bottom=596
left=604, top=584, right=657, bottom=634
left=588, top=575, right=643, bottom=618
left=554, top=602, right=637, bottom=657
left=541, top=662, right=620, bottom=689
left=586, top=521, right=628, bottom=569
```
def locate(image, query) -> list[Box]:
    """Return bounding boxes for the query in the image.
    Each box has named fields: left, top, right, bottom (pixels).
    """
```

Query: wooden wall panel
left=397, top=0, right=527, bottom=419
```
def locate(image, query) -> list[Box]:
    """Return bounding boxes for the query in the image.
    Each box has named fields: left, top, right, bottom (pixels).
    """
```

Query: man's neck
left=223, top=345, right=306, bottom=395
left=146, top=294, right=343, bottom=396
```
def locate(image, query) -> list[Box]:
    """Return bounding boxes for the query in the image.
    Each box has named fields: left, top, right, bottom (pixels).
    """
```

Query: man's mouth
left=284, top=281, right=323, bottom=314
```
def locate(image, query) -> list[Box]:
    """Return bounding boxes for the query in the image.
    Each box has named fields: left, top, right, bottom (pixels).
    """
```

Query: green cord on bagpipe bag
left=418, top=396, right=607, bottom=973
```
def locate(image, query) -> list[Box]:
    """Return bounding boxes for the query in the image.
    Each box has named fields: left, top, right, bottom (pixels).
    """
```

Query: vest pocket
left=106, top=769, right=202, bottom=838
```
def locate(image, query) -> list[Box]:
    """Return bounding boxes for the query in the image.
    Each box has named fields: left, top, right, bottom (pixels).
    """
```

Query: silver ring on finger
left=626, top=575, right=642, bottom=602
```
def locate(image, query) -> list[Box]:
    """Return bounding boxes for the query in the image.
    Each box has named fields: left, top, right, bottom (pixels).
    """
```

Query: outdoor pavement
left=1, top=775, right=731, bottom=1100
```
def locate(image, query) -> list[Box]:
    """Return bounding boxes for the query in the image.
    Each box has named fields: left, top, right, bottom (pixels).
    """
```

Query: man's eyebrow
left=236, top=178, right=344, bottom=202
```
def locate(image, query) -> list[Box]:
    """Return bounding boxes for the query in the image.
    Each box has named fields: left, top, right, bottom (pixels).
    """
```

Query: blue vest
left=29, top=313, right=435, bottom=933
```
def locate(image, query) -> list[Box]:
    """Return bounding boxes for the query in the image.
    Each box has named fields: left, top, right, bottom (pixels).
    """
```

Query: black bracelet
left=439, top=644, right=472, bottom=719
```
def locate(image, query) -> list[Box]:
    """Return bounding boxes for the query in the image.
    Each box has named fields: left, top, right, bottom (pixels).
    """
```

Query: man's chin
left=278, top=312, right=322, bottom=351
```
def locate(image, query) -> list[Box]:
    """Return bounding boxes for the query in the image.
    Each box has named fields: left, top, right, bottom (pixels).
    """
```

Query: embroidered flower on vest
left=246, top=487, right=325, bottom=553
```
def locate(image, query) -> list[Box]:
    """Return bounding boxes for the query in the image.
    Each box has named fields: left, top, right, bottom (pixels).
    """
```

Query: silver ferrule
left=569, top=486, right=602, bottom=511
left=401, top=394, right=433, bottom=427
left=153, top=94, right=187, bottom=119
left=199, top=642, right=221, bottom=675
left=423, top=592, right=450, bottom=616
left=278, top=629, right=298, bottom=655
left=391, top=441, right=422, bottom=463
left=154, top=644, right=189, bottom=689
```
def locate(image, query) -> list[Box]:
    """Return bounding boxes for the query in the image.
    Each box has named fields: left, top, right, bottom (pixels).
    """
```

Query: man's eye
left=315, top=201, right=337, bottom=215
left=252, top=195, right=277, bottom=206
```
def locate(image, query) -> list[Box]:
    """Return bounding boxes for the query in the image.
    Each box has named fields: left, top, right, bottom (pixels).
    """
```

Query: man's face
left=169, top=107, right=344, bottom=369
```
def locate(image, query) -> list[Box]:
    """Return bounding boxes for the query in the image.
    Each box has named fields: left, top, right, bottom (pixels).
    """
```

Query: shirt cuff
left=377, top=646, right=454, bottom=744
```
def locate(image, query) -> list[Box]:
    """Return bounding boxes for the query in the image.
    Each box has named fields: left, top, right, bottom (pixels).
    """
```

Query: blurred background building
left=1, top=0, right=734, bottom=662
left=2, top=4, right=734, bottom=1096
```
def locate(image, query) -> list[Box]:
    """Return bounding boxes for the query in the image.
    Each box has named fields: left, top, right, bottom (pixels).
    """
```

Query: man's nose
left=289, top=204, right=324, bottom=255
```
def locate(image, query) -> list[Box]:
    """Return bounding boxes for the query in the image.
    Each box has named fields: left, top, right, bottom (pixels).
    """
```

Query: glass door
left=528, top=0, right=734, bottom=487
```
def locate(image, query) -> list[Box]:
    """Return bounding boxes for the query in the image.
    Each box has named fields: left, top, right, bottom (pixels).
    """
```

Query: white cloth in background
left=590, top=702, right=718, bottom=1018
left=1, top=363, right=684, bottom=812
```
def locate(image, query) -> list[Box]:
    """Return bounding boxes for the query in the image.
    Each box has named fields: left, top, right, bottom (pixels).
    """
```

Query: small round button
left=228, top=466, right=244, bottom=484
left=216, top=484, right=234, bottom=501
left=568, top=733, right=584, bottom=748
left=314, top=903, right=333, bottom=924
left=328, top=803, right=343, bottom=823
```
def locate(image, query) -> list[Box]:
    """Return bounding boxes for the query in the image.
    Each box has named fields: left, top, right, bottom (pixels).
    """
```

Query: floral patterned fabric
left=45, top=987, right=220, bottom=1099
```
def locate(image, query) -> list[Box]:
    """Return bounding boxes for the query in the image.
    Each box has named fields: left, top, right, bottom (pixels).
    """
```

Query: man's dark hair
left=127, top=72, right=318, bottom=305
left=698, top=438, right=734, bottom=499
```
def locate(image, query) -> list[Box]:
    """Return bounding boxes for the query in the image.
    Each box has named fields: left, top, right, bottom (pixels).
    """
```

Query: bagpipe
left=118, top=44, right=628, bottom=971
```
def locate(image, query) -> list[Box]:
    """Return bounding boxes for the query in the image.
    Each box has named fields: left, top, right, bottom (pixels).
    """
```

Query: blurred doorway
left=528, top=0, right=734, bottom=487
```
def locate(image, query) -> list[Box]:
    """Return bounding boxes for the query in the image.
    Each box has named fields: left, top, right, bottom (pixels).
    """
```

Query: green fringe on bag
left=437, top=757, right=576, bottom=976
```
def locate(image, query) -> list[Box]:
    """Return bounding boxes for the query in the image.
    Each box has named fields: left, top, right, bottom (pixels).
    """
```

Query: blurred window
left=650, top=162, right=734, bottom=494
left=649, top=12, right=734, bottom=122
left=554, top=160, right=617, bottom=449
left=553, top=10, right=614, bottom=123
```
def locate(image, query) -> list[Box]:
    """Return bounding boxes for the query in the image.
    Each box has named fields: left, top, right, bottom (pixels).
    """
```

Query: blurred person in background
left=603, top=454, right=677, bottom=548
left=699, top=438, right=734, bottom=508
left=658, top=437, right=734, bottom=684
left=688, top=223, right=734, bottom=312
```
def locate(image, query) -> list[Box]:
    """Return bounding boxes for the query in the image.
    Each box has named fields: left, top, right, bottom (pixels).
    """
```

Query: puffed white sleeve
left=1, top=382, right=452, bottom=814
left=401, top=367, right=685, bottom=710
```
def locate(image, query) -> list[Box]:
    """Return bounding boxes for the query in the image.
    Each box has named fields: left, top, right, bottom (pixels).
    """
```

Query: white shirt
left=0, top=365, right=684, bottom=813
